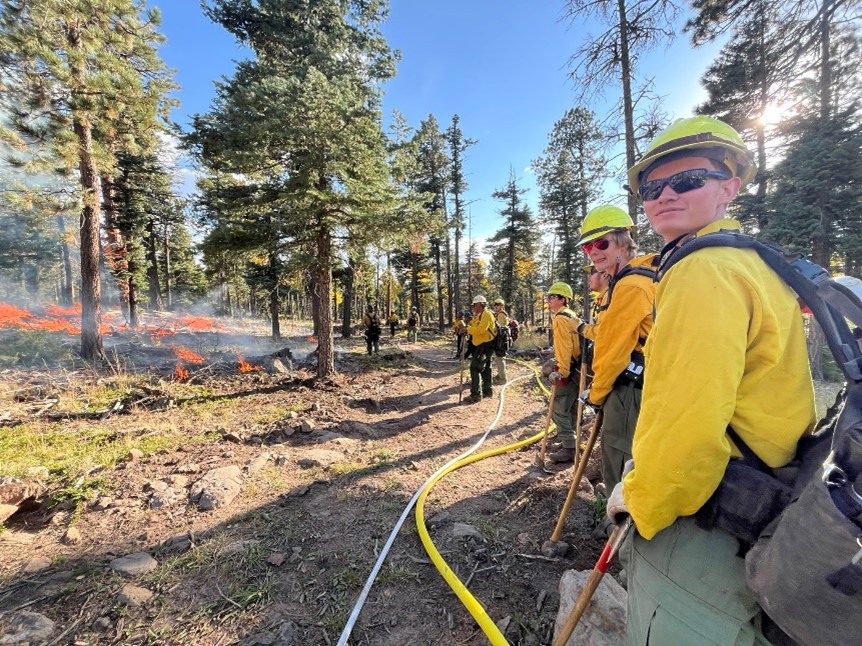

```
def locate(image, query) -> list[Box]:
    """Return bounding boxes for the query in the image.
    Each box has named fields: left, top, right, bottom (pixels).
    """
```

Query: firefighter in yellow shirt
left=577, top=205, right=657, bottom=493
left=545, top=281, right=583, bottom=463
left=451, top=312, right=467, bottom=358
left=464, top=295, right=496, bottom=403
left=607, top=116, right=815, bottom=644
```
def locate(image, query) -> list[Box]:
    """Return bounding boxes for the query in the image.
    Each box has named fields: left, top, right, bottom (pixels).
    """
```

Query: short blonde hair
left=607, top=230, right=638, bottom=261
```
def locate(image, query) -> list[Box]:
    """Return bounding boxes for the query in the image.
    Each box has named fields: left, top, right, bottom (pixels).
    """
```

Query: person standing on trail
left=388, top=311, right=398, bottom=337
left=362, top=305, right=382, bottom=355
left=491, top=298, right=510, bottom=384
left=606, top=116, right=815, bottom=644
left=545, top=281, right=583, bottom=463
left=577, top=205, right=657, bottom=494
left=464, top=295, right=496, bottom=404
left=452, top=311, right=468, bottom=359
left=580, top=266, right=609, bottom=344
left=407, top=307, right=419, bottom=343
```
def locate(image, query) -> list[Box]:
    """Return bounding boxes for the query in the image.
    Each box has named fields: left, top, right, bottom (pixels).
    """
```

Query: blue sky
left=157, top=1, right=722, bottom=242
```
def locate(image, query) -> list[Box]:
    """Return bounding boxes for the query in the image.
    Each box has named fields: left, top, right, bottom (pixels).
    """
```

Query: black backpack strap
left=605, top=262, right=658, bottom=310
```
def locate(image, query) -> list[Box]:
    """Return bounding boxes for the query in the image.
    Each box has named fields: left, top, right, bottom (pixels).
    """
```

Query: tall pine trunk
left=315, top=228, right=335, bottom=378
left=433, top=240, right=444, bottom=330
left=617, top=0, right=638, bottom=235
left=127, top=255, right=140, bottom=329
left=72, top=112, right=104, bottom=360
left=269, top=250, right=281, bottom=339
left=341, top=257, right=355, bottom=338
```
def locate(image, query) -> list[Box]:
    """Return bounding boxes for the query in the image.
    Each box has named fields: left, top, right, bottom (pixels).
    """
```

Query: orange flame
left=235, top=352, right=261, bottom=373
left=44, top=304, right=82, bottom=317
left=173, top=363, right=189, bottom=382
left=172, top=345, right=205, bottom=364
left=306, top=335, right=317, bottom=343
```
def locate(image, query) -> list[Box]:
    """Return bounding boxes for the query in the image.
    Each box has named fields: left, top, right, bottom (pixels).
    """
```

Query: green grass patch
left=51, top=476, right=107, bottom=519
left=0, top=420, right=217, bottom=480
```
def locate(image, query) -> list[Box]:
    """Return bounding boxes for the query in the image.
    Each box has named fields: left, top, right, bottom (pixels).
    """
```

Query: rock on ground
left=109, top=552, right=158, bottom=576
left=189, top=465, right=243, bottom=510
left=554, top=569, right=627, bottom=646
left=116, top=584, right=154, bottom=607
left=0, top=611, right=55, bottom=645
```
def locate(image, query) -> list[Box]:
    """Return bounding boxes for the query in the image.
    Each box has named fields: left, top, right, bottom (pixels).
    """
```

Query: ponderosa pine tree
left=445, top=114, right=476, bottom=314
left=1, top=0, right=174, bottom=359
left=411, top=115, right=450, bottom=329
left=191, top=0, right=397, bottom=378
left=533, top=107, right=608, bottom=284
left=485, top=170, right=540, bottom=319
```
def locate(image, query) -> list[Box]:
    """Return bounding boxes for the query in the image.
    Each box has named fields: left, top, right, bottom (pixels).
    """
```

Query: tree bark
left=72, top=111, right=104, bottom=360
left=127, top=255, right=139, bottom=329
left=434, top=239, right=444, bottom=331
left=315, top=228, right=335, bottom=378
left=269, top=250, right=281, bottom=339
left=616, top=0, right=638, bottom=235
left=341, top=257, right=355, bottom=338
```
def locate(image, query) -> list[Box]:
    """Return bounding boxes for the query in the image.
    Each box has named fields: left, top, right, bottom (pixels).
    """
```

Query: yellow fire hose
left=415, top=358, right=554, bottom=645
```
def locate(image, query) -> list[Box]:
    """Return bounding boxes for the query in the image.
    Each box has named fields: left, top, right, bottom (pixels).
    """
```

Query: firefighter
left=388, top=311, right=398, bottom=337
left=491, top=298, right=510, bottom=384
left=406, top=307, right=419, bottom=342
left=609, top=116, right=815, bottom=644
left=362, top=304, right=381, bottom=355
left=577, top=205, right=657, bottom=494
left=464, top=295, right=496, bottom=403
left=452, top=311, right=468, bottom=358
left=545, top=281, right=583, bottom=463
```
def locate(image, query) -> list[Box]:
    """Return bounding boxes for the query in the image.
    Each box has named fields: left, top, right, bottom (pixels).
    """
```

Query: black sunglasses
left=638, top=168, right=731, bottom=202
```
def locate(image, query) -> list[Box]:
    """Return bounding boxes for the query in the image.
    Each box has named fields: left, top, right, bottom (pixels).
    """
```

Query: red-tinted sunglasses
left=582, top=237, right=611, bottom=253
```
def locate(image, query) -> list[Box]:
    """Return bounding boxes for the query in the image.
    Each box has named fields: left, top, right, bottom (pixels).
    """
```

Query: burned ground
left=0, top=321, right=844, bottom=645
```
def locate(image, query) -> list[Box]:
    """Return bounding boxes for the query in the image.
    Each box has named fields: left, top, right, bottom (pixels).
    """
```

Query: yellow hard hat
left=492, top=298, right=505, bottom=306
left=577, top=205, right=633, bottom=246
left=627, top=116, right=756, bottom=198
left=548, top=281, right=573, bottom=300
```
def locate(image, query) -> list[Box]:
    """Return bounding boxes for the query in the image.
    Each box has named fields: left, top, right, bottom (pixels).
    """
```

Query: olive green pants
left=624, top=517, right=770, bottom=646
left=550, top=379, right=579, bottom=448
left=493, top=354, right=507, bottom=383
left=601, top=380, right=641, bottom=492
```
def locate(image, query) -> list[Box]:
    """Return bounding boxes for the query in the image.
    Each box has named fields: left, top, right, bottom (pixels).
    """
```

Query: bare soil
left=0, top=330, right=611, bottom=646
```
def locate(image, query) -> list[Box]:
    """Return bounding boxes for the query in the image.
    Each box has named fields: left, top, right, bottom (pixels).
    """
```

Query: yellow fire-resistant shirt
left=625, top=218, right=816, bottom=540
left=552, top=306, right=582, bottom=379
left=452, top=317, right=466, bottom=334
left=589, top=255, right=657, bottom=403
left=495, top=310, right=510, bottom=327
left=580, top=289, right=608, bottom=341
left=467, top=308, right=497, bottom=345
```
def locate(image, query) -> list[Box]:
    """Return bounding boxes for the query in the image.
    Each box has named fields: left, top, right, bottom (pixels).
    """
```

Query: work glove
left=548, top=371, right=568, bottom=386
left=622, top=459, right=634, bottom=479
left=579, top=388, right=600, bottom=409
left=606, top=481, right=629, bottom=526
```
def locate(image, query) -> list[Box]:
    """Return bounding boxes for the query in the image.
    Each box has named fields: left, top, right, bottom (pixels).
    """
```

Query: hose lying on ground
left=337, top=355, right=552, bottom=646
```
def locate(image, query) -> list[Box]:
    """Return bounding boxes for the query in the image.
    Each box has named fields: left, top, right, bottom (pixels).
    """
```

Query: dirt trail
left=0, top=334, right=609, bottom=645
